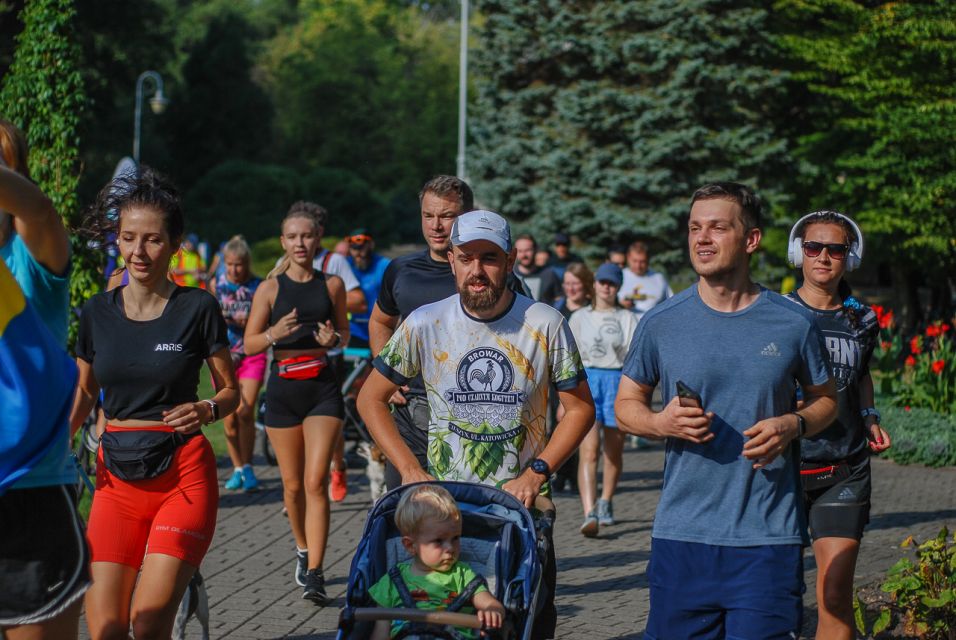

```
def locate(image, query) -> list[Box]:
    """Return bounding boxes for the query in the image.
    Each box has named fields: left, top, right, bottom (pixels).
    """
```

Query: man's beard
left=460, top=275, right=506, bottom=312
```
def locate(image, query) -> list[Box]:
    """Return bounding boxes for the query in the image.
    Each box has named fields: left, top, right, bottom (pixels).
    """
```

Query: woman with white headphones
left=786, top=211, right=891, bottom=640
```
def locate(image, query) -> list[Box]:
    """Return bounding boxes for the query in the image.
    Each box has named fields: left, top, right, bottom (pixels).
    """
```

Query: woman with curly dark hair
left=70, top=167, right=239, bottom=640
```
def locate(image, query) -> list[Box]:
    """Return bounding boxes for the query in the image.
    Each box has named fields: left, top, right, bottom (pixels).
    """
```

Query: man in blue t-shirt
left=615, top=182, right=837, bottom=639
left=345, top=228, right=390, bottom=349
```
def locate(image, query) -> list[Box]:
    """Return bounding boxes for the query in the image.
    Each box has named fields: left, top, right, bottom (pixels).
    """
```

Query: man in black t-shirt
left=369, top=176, right=527, bottom=489
left=514, top=234, right=561, bottom=306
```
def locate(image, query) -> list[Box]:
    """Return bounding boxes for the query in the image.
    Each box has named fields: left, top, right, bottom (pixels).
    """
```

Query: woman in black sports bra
left=245, top=206, right=349, bottom=605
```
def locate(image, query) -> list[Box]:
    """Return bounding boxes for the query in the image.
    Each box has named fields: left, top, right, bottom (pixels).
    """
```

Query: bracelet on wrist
left=265, top=329, right=276, bottom=346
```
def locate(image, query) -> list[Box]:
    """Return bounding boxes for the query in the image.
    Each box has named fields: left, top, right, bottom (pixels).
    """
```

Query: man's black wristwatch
left=528, top=458, right=551, bottom=477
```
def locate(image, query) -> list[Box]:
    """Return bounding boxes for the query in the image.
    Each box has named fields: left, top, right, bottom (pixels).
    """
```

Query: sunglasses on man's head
left=802, top=241, right=849, bottom=260
left=349, top=234, right=372, bottom=246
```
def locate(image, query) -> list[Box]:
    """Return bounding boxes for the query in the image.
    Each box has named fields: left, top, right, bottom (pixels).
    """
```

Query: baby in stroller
left=369, top=484, right=504, bottom=639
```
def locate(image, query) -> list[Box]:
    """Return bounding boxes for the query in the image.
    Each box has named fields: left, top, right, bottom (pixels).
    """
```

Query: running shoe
left=242, top=466, right=260, bottom=492
left=580, top=511, right=599, bottom=538
left=330, top=469, right=348, bottom=502
left=302, top=568, right=330, bottom=605
left=224, top=469, right=243, bottom=491
left=596, top=498, right=614, bottom=526
left=294, top=549, right=308, bottom=587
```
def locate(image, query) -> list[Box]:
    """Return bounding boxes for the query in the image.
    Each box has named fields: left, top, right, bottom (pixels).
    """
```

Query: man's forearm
left=615, top=400, right=663, bottom=438
left=538, top=392, right=595, bottom=470
left=798, top=392, right=838, bottom=438
left=368, top=305, right=397, bottom=357
left=346, top=288, right=367, bottom=315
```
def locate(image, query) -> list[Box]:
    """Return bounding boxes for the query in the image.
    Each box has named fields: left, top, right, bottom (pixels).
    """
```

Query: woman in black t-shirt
left=786, top=211, right=891, bottom=640
left=70, top=169, right=239, bottom=640
left=245, top=206, right=349, bottom=605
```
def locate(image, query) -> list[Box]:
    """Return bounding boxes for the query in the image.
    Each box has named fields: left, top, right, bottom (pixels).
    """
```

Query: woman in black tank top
left=245, top=204, right=349, bottom=605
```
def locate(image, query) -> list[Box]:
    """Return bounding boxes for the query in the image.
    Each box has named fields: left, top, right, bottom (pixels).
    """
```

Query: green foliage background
left=0, top=0, right=953, bottom=326
left=0, top=0, right=95, bottom=347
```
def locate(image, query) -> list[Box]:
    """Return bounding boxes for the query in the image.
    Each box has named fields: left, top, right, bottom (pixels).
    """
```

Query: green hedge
left=876, top=405, right=956, bottom=468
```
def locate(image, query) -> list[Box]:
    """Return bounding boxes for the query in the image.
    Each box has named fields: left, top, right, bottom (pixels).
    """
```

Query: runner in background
left=619, top=241, right=672, bottom=319
left=786, top=211, right=891, bottom=640
left=569, top=263, right=637, bottom=536
left=245, top=205, right=349, bottom=604
left=281, top=201, right=366, bottom=502
left=534, top=247, right=551, bottom=268
left=554, top=262, right=593, bottom=322
left=345, top=228, right=389, bottom=349
left=210, top=235, right=265, bottom=492
left=606, top=245, right=627, bottom=270
left=170, top=233, right=206, bottom=289
left=546, top=232, right=584, bottom=280
left=513, top=233, right=562, bottom=306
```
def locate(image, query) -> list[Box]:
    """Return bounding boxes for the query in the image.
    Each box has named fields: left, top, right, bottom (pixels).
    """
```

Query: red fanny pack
left=277, top=356, right=326, bottom=380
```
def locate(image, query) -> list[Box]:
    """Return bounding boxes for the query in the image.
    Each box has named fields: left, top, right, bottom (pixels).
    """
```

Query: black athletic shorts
left=802, top=454, right=871, bottom=541
left=265, top=363, right=344, bottom=427
left=0, top=484, right=90, bottom=626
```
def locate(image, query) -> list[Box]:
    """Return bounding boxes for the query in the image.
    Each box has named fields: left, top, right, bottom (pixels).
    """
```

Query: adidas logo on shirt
left=154, top=343, right=183, bottom=352
left=761, top=342, right=781, bottom=357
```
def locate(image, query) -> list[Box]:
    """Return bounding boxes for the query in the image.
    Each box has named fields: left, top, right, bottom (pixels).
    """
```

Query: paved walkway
left=82, top=439, right=956, bottom=639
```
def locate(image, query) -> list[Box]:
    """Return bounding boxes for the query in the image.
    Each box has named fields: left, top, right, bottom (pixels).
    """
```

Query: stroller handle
left=353, top=607, right=483, bottom=630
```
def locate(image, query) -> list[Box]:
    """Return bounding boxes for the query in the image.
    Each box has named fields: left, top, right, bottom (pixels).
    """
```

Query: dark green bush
left=876, top=405, right=956, bottom=468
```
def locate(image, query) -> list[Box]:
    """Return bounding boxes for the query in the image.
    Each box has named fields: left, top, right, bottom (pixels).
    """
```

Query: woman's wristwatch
left=201, top=399, right=219, bottom=425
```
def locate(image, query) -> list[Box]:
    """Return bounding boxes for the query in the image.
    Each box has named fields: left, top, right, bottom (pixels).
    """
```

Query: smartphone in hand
left=676, top=380, right=702, bottom=409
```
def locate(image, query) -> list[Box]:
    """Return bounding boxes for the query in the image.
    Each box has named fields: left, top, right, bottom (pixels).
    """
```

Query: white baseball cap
left=450, top=210, right=512, bottom=252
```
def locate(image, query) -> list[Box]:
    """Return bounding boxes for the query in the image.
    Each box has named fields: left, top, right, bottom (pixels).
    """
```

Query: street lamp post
left=456, top=0, right=469, bottom=180
left=133, top=71, right=169, bottom=164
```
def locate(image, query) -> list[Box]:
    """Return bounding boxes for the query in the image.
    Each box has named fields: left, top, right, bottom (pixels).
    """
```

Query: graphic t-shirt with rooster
left=374, top=293, right=586, bottom=488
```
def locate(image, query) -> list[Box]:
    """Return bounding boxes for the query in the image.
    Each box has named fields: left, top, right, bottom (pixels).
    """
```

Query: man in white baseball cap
left=360, top=209, right=595, bottom=639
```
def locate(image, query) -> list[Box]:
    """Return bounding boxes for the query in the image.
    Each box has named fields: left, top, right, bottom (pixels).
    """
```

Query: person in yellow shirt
left=171, top=233, right=206, bottom=288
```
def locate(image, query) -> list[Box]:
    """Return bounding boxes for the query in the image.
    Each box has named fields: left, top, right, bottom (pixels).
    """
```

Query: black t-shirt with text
left=376, top=249, right=526, bottom=396
left=787, top=291, right=879, bottom=462
left=76, top=286, right=229, bottom=421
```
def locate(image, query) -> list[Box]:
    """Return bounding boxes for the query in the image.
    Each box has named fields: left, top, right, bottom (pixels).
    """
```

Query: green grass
left=75, top=365, right=231, bottom=520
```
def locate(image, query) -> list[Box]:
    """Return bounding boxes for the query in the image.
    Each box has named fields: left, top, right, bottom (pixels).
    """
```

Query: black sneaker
left=294, top=549, right=308, bottom=587
left=302, top=568, right=330, bottom=605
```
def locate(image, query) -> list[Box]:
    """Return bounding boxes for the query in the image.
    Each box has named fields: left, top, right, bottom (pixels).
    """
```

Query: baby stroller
left=336, top=482, right=555, bottom=640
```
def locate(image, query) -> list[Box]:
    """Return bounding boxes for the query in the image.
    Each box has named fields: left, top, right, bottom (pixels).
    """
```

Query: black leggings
left=265, top=365, right=343, bottom=428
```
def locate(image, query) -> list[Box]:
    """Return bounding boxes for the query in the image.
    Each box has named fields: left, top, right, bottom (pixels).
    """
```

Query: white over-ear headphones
left=787, top=211, right=864, bottom=272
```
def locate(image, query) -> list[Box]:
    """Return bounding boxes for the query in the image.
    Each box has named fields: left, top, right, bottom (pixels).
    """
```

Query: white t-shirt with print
left=374, top=293, right=586, bottom=486
left=618, top=269, right=672, bottom=318
left=568, top=306, right=638, bottom=370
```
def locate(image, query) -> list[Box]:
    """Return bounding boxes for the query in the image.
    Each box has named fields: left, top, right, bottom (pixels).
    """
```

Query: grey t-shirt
left=622, top=284, right=831, bottom=546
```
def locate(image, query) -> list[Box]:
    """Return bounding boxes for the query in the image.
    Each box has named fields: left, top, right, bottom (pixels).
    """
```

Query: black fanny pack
left=100, top=429, right=198, bottom=481
left=800, top=449, right=867, bottom=492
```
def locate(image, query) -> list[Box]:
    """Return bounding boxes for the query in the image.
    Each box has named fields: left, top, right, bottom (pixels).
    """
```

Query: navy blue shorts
left=646, top=538, right=803, bottom=640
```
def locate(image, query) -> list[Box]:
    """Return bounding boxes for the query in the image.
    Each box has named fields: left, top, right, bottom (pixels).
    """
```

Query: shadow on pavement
left=868, top=508, right=956, bottom=531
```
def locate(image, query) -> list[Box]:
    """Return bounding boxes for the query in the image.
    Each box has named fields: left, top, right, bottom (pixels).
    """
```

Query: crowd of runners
left=0, top=112, right=894, bottom=640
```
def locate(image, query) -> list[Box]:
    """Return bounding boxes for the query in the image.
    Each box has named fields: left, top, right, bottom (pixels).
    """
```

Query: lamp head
left=149, top=91, right=169, bottom=115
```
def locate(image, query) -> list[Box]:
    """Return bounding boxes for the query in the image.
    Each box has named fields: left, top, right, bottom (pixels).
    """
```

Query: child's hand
left=474, top=591, right=505, bottom=629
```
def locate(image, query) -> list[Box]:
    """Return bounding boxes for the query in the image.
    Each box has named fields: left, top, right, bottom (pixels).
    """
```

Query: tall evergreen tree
left=0, top=0, right=92, bottom=346
left=471, top=0, right=796, bottom=276
left=777, top=0, right=956, bottom=323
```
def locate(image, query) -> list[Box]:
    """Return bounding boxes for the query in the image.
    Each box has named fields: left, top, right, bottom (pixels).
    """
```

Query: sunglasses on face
left=802, top=241, right=849, bottom=260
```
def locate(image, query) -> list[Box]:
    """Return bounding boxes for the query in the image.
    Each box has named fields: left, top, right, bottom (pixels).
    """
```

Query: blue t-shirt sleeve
left=621, top=319, right=659, bottom=387
left=799, top=320, right=832, bottom=388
